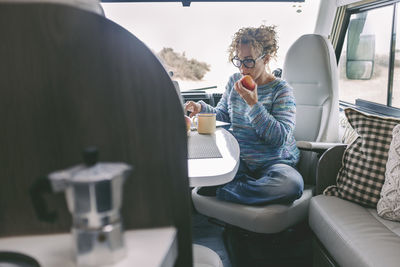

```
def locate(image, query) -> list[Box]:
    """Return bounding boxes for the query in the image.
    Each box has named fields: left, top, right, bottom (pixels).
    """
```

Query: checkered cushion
left=324, top=108, right=400, bottom=208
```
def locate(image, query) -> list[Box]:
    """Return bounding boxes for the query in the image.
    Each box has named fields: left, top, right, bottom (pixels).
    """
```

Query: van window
left=338, top=5, right=393, bottom=106
left=337, top=1, right=400, bottom=113
left=102, top=1, right=320, bottom=92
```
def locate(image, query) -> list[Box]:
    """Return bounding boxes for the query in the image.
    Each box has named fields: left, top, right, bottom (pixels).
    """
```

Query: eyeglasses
left=231, top=54, right=265, bottom=68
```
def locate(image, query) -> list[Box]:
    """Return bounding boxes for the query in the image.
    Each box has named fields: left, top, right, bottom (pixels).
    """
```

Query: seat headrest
left=283, top=34, right=338, bottom=106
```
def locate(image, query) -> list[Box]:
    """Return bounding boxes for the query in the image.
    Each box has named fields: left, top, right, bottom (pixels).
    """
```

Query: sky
left=101, top=1, right=321, bottom=91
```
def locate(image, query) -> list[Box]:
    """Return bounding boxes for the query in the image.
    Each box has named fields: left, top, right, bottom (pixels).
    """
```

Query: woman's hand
left=234, top=81, right=258, bottom=107
left=184, top=101, right=202, bottom=117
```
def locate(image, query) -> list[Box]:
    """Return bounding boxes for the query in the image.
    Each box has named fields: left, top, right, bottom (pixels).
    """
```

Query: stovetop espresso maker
left=31, top=147, right=132, bottom=266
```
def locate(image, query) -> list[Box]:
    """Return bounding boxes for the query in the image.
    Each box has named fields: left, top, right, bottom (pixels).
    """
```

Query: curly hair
left=228, top=25, right=279, bottom=62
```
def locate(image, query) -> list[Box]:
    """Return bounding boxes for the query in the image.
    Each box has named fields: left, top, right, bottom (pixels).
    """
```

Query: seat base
left=222, top=221, right=313, bottom=267
left=192, top=186, right=314, bottom=233
left=312, top=235, right=339, bottom=267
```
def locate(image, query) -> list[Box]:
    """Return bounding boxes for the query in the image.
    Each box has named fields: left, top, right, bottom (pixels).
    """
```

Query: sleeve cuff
left=198, top=100, right=209, bottom=113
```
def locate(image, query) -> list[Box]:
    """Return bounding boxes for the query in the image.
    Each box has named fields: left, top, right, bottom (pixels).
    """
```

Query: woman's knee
left=267, top=164, right=304, bottom=200
left=286, top=169, right=304, bottom=201
left=287, top=174, right=303, bottom=199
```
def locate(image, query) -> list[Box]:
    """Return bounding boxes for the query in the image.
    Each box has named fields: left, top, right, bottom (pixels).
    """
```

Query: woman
left=185, top=25, right=303, bottom=205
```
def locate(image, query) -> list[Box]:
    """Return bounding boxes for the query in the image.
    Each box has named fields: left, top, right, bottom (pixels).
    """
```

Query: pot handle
left=29, top=176, right=57, bottom=222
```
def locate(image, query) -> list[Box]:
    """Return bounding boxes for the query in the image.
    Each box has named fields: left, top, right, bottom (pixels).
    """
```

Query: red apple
left=240, top=75, right=256, bottom=91
left=184, top=115, right=191, bottom=132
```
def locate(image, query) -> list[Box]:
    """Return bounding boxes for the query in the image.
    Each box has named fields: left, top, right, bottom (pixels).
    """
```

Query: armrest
left=296, top=141, right=344, bottom=186
left=315, top=144, right=347, bottom=195
left=296, top=141, right=343, bottom=154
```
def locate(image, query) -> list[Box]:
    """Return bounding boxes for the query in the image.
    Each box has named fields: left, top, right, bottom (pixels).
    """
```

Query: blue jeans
left=216, top=160, right=304, bottom=205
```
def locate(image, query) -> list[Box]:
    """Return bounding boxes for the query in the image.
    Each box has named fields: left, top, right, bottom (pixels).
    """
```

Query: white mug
left=193, top=113, right=216, bottom=134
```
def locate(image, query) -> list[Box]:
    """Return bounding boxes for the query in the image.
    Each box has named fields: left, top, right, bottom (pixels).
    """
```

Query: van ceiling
left=101, top=0, right=305, bottom=7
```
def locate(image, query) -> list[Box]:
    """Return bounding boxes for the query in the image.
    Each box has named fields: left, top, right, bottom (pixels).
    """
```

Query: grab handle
left=29, top=176, right=57, bottom=222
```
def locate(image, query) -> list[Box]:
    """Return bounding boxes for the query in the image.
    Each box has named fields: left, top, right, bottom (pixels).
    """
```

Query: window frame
left=334, top=0, right=400, bottom=115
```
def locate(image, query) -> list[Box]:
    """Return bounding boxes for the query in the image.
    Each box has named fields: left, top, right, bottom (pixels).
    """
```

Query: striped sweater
left=199, top=73, right=300, bottom=171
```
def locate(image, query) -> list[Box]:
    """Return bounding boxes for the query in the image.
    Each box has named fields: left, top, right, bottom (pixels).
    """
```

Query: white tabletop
left=0, top=227, right=177, bottom=267
left=188, top=128, right=240, bottom=187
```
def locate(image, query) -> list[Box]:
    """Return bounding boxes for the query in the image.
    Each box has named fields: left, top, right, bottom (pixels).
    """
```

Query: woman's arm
left=197, top=74, right=239, bottom=122
left=198, top=92, right=230, bottom=122
left=248, top=84, right=296, bottom=147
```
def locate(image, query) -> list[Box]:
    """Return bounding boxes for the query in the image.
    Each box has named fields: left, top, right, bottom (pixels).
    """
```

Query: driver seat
left=191, top=34, right=339, bottom=235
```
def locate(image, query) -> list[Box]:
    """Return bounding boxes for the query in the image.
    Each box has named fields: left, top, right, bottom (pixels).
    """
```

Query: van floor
left=192, top=212, right=313, bottom=267
left=192, top=212, right=232, bottom=267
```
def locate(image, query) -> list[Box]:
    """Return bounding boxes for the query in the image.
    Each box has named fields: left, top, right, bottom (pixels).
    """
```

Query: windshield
left=102, top=1, right=321, bottom=92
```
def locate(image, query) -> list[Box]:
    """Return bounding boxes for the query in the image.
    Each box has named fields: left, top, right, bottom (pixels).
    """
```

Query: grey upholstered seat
left=191, top=34, right=339, bottom=233
left=310, top=195, right=400, bottom=267
left=0, top=2, right=223, bottom=266
left=193, top=244, right=223, bottom=267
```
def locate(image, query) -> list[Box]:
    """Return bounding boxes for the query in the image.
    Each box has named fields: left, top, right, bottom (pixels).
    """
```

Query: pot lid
left=48, top=147, right=132, bottom=192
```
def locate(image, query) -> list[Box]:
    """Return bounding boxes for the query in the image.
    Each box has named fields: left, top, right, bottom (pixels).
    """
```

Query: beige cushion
left=324, top=108, right=400, bottom=207
left=377, top=124, right=400, bottom=221
left=193, top=244, right=223, bottom=267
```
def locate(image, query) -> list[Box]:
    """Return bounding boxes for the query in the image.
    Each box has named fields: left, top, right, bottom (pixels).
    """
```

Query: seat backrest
left=283, top=34, right=339, bottom=143
left=282, top=34, right=339, bottom=183
left=0, top=3, right=191, bottom=266
left=173, top=80, right=186, bottom=108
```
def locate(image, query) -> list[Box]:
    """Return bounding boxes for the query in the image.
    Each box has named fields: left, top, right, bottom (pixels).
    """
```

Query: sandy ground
left=339, top=65, right=400, bottom=108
